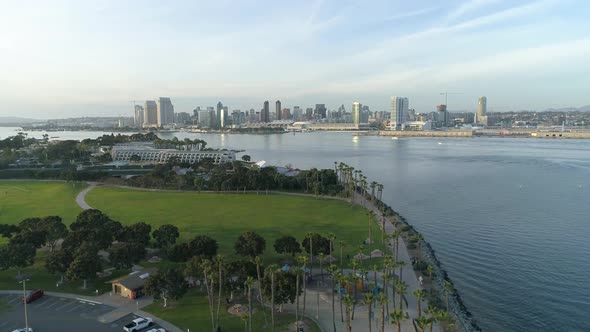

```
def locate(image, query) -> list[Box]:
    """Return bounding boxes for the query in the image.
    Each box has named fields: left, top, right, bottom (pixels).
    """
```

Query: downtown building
left=157, top=97, right=175, bottom=127
left=261, top=101, right=270, bottom=122
left=143, top=100, right=158, bottom=127
left=133, top=105, right=144, bottom=128
left=390, top=96, right=409, bottom=130
left=352, top=102, right=362, bottom=125
left=275, top=100, right=282, bottom=120
left=477, top=96, right=487, bottom=125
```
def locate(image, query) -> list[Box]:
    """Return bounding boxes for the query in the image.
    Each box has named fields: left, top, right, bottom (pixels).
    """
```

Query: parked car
left=22, top=289, right=44, bottom=304
left=123, top=317, right=153, bottom=332
left=146, top=329, right=166, bottom=332
left=12, top=328, right=33, bottom=332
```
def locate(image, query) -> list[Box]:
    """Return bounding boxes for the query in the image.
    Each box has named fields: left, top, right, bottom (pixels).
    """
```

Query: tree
left=297, top=255, right=308, bottom=323
left=70, top=209, right=122, bottom=249
left=0, top=224, right=19, bottom=238
left=167, top=243, right=191, bottom=262
left=444, top=280, right=454, bottom=311
left=152, top=224, right=179, bottom=248
left=40, top=216, right=68, bottom=252
left=262, top=268, right=301, bottom=313
left=46, top=249, right=72, bottom=283
left=415, top=316, right=431, bottom=332
left=389, top=310, right=407, bottom=332
left=363, top=293, right=375, bottom=332
left=343, top=294, right=353, bottom=332
left=413, top=289, right=425, bottom=317
left=394, top=280, right=407, bottom=311
left=1, top=241, right=36, bottom=275
left=108, top=242, right=146, bottom=269
left=9, top=230, right=46, bottom=249
left=215, top=255, right=225, bottom=331
left=144, top=267, right=188, bottom=307
left=244, top=276, right=254, bottom=332
left=302, top=233, right=331, bottom=257
left=66, top=242, right=101, bottom=289
left=234, top=231, right=266, bottom=258
left=327, top=264, right=338, bottom=332
left=273, top=235, right=301, bottom=257
left=378, top=292, right=387, bottom=332
left=189, top=235, right=218, bottom=258
left=122, top=222, right=152, bottom=245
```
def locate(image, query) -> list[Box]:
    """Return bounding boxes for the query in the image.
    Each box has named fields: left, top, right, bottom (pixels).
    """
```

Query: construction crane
left=439, top=92, right=462, bottom=107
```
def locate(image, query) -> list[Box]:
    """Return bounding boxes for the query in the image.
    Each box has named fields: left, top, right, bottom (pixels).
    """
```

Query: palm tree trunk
left=303, top=263, right=307, bottom=321
left=368, top=303, right=372, bottom=332
left=248, top=285, right=252, bottom=332
left=203, top=272, right=215, bottom=331
left=271, top=271, right=275, bottom=332
left=331, top=275, right=336, bottom=332
left=346, top=305, right=352, bottom=332
left=216, top=264, right=223, bottom=331
left=296, top=273, right=300, bottom=330
left=381, top=301, right=385, bottom=332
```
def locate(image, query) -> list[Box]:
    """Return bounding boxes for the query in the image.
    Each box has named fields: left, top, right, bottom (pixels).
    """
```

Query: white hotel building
left=111, top=143, right=235, bottom=164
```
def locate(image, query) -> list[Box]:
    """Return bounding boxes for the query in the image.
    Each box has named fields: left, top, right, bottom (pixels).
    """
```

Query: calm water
left=3, top=127, right=590, bottom=331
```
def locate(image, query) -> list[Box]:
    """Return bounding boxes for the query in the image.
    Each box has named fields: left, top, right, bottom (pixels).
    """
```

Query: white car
left=12, top=329, right=33, bottom=332
left=123, top=317, right=153, bottom=332
left=146, top=329, right=166, bottom=332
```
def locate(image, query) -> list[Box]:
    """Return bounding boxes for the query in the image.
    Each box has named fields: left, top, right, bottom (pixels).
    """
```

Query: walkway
left=75, top=182, right=98, bottom=210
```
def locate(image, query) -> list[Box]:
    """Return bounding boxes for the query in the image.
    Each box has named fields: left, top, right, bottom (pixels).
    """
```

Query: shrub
left=407, top=243, right=417, bottom=249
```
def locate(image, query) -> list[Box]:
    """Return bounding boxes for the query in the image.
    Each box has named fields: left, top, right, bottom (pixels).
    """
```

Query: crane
left=439, top=92, right=462, bottom=107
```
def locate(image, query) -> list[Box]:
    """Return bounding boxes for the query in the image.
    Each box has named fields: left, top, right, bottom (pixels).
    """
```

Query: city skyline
left=1, top=0, right=590, bottom=118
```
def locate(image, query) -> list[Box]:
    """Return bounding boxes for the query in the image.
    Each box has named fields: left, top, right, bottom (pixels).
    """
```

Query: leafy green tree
left=108, top=242, right=146, bottom=269
left=189, top=235, right=218, bottom=258
left=144, top=267, right=188, bottom=307
left=70, top=209, right=122, bottom=249
left=302, top=233, right=332, bottom=256
left=152, top=224, right=180, bottom=248
left=0, top=241, right=36, bottom=274
left=66, top=242, right=101, bottom=289
left=46, top=249, right=73, bottom=282
left=167, top=242, right=191, bottom=262
left=122, top=222, right=152, bottom=245
left=9, top=229, right=46, bottom=249
left=130, top=154, right=141, bottom=162
left=234, top=231, right=266, bottom=258
left=390, top=310, right=407, bottom=332
left=0, top=224, right=19, bottom=238
left=40, top=216, right=68, bottom=252
left=273, top=235, right=301, bottom=257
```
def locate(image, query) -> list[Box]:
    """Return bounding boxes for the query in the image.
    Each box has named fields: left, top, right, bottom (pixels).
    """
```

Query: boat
left=391, top=137, right=398, bottom=140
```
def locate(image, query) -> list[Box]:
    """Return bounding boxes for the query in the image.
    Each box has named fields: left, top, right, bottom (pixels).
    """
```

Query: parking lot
left=0, top=294, right=166, bottom=332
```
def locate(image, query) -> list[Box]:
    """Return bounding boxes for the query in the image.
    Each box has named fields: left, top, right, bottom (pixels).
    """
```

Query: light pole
left=19, top=278, right=30, bottom=331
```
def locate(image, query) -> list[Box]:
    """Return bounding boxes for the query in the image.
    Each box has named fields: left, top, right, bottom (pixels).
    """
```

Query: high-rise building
left=175, top=112, right=191, bottom=124
left=198, top=110, right=210, bottom=128
left=216, top=102, right=223, bottom=129
left=390, top=96, right=409, bottom=130
left=157, top=97, right=175, bottom=126
left=305, top=108, right=313, bottom=120
left=436, top=105, right=449, bottom=127
left=282, top=108, right=291, bottom=120
left=292, top=106, right=302, bottom=120
left=262, top=101, right=270, bottom=122
left=143, top=100, right=158, bottom=127
left=352, top=102, right=361, bottom=125
left=134, top=105, right=144, bottom=128
left=275, top=100, right=282, bottom=121
left=477, top=96, right=487, bottom=123
left=314, top=104, right=327, bottom=119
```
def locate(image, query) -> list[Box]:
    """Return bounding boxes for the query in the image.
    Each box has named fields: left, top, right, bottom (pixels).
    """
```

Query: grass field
left=86, top=186, right=380, bottom=262
left=145, top=289, right=321, bottom=332
left=0, top=181, right=86, bottom=225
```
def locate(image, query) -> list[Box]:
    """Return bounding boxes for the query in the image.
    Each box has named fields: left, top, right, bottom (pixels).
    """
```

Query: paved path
left=75, top=182, right=98, bottom=210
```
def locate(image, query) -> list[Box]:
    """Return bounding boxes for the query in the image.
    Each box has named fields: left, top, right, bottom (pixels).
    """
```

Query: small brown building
left=110, top=268, right=157, bottom=299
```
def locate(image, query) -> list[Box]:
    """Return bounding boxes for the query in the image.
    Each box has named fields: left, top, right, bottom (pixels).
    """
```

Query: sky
left=1, top=0, right=589, bottom=118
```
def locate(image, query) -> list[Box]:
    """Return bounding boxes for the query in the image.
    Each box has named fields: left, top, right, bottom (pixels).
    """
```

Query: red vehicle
left=23, top=289, right=44, bottom=304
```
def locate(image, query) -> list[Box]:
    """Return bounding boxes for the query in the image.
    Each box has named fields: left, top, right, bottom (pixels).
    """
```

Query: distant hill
left=0, top=116, right=40, bottom=125
left=543, top=105, right=590, bottom=112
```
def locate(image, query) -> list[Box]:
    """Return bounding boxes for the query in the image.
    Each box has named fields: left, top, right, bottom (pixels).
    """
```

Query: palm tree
left=363, top=293, right=376, bottom=332
left=295, top=267, right=300, bottom=330
left=413, top=289, right=425, bottom=317
left=327, top=265, right=338, bottom=332
left=343, top=294, right=354, bottom=332
left=200, top=259, right=216, bottom=331
left=426, top=265, right=434, bottom=280
left=392, top=229, right=402, bottom=262
left=366, top=210, right=374, bottom=245
left=416, top=233, right=424, bottom=263
left=350, top=259, right=359, bottom=320
left=319, top=253, right=325, bottom=282
left=339, top=240, right=346, bottom=273
left=415, top=316, right=431, bottom=332
left=306, top=231, right=314, bottom=272
left=436, top=310, right=456, bottom=332
left=377, top=292, right=387, bottom=332
left=215, top=255, right=224, bottom=331
left=254, top=256, right=268, bottom=326
left=370, top=181, right=377, bottom=203
left=244, top=276, right=254, bottom=332
left=394, top=280, right=407, bottom=310
left=444, top=280, right=454, bottom=311
left=426, top=305, right=439, bottom=332
left=336, top=273, right=346, bottom=323
left=267, top=264, right=279, bottom=332
left=389, top=309, right=407, bottom=332
left=327, top=232, right=336, bottom=259
left=241, top=313, right=248, bottom=332
left=297, top=255, right=309, bottom=322
left=397, top=260, right=407, bottom=284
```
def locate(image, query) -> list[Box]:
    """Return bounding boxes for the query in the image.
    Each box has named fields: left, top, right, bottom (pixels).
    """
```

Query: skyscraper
left=262, top=101, right=270, bottom=122
left=314, top=104, right=327, bottom=119
left=390, top=96, right=409, bottom=130
left=437, top=104, right=449, bottom=127
left=157, top=97, right=175, bottom=126
left=143, top=100, right=158, bottom=127
left=134, top=105, right=144, bottom=128
left=352, top=102, right=361, bottom=125
left=216, top=102, right=223, bottom=129
left=477, top=96, right=487, bottom=123
left=275, top=100, right=282, bottom=121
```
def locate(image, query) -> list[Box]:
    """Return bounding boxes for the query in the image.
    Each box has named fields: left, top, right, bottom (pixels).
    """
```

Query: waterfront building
left=133, top=105, right=144, bottom=128
left=262, top=101, right=270, bottom=122
left=305, top=108, right=313, bottom=120
left=275, top=100, right=282, bottom=120
left=437, top=104, right=449, bottom=127
left=220, top=108, right=225, bottom=128
left=390, top=96, right=409, bottom=130
left=111, top=142, right=235, bottom=164
left=216, top=102, right=223, bottom=129
left=157, top=97, right=175, bottom=126
left=292, top=106, right=302, bottom=120
left=143, top=100, right=158, bottom=127
left=282, top=108, right=291, bottom=120
left=315, top=104, right=327, bottom=119
left=175, top=112, right=191, bottom=124
left=352, top=102, right=361, bottom=125
left=477, top=96, right=487, bottom=123
left=198, top=110, right=211, bottom=128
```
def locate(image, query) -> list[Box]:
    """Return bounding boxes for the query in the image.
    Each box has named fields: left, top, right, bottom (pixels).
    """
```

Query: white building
left=477, top=96, right=487, bottom=123
left=390, top=96, right=409, bottom=130
left=111, top=143, right=235, bottom=164
left=143, top=101, right=158, bottom=127
left=157, top=97, right=175, bottom=126
left=133, top=105, right=144, bottom=128
left=352, top=102, right=361, bottom=125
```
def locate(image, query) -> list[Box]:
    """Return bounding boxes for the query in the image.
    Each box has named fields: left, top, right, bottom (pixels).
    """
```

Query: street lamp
left=19, top=278, right=30, bottom=331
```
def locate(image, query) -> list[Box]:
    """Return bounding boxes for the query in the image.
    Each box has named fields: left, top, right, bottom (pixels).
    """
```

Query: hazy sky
left=1, top=0, right=589, bottom=118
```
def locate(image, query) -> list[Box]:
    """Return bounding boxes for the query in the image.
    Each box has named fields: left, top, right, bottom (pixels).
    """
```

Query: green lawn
left=86, top=187, right=381, bottom=262
left=0, top=180, right=86, bottom=225
left=144, top=288, right=321, bottom=332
